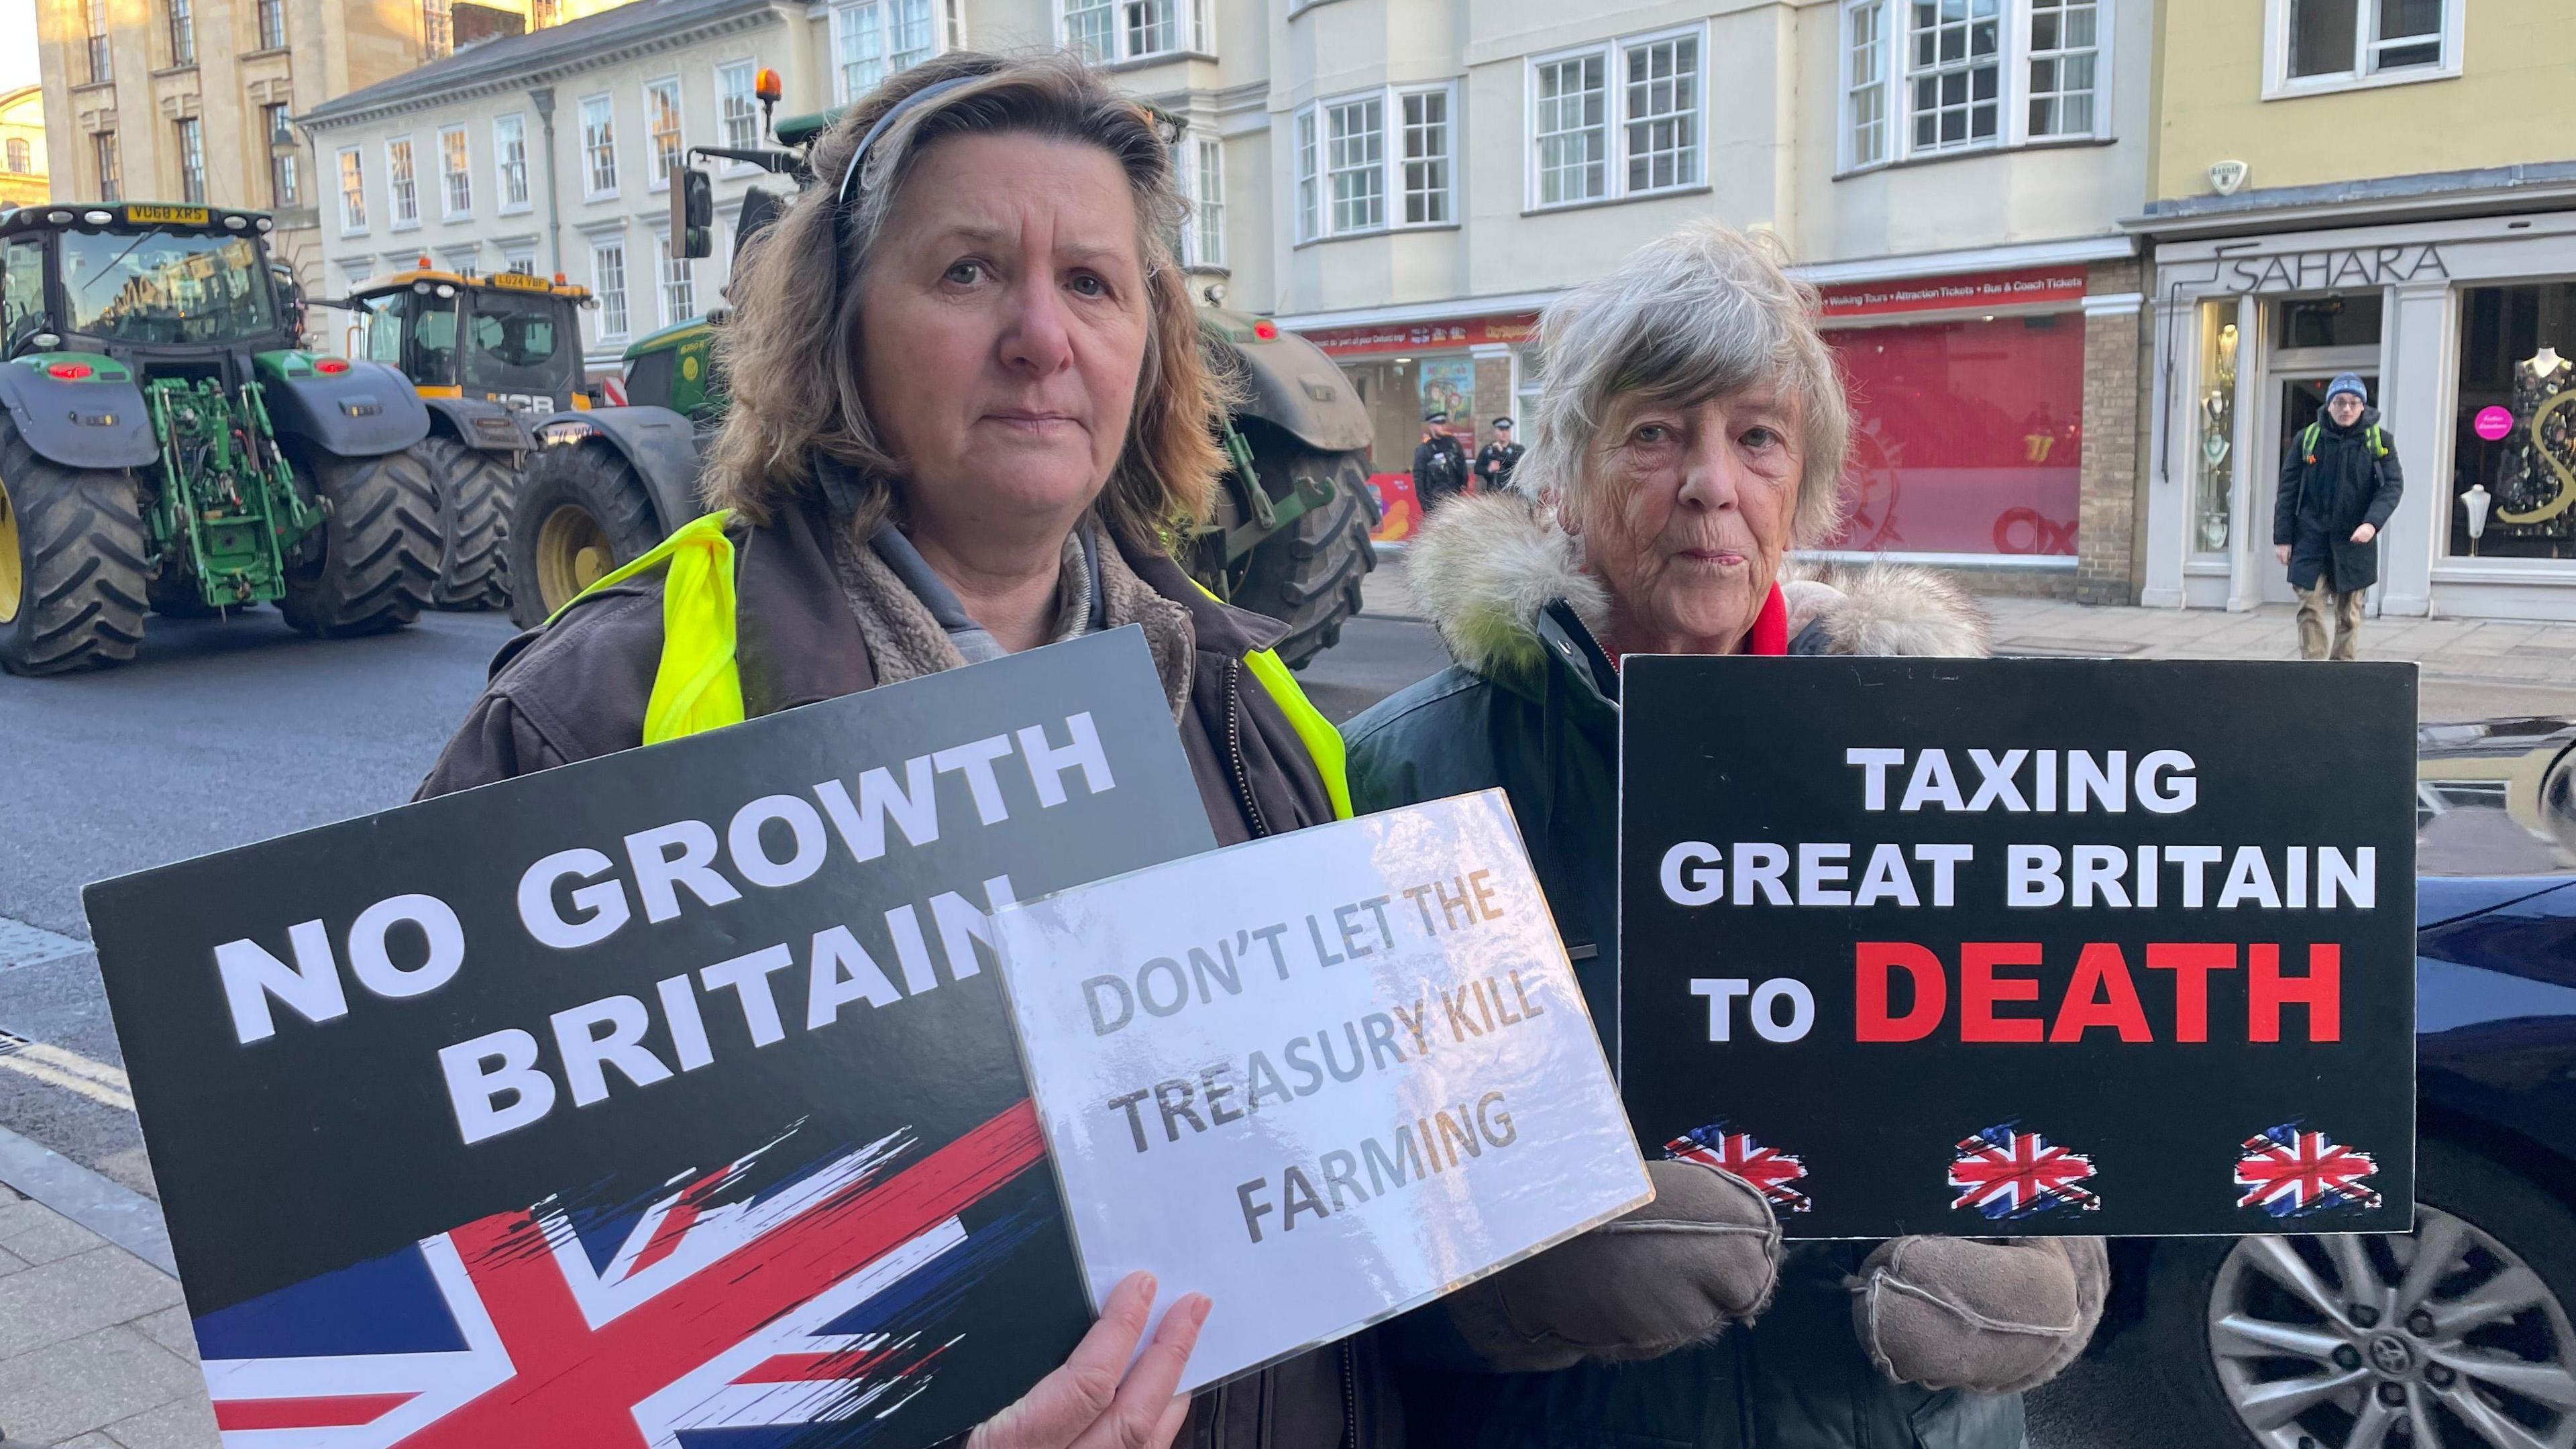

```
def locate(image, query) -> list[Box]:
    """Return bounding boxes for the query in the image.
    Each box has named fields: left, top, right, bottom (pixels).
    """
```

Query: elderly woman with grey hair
left=1343, top=221, right=2106, bottom=1449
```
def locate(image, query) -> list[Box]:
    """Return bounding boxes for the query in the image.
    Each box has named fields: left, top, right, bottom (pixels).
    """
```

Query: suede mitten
left=1851, top=1235, right=2110, bottom=1393
left=1443, top=1157, right=1782, bottom=1373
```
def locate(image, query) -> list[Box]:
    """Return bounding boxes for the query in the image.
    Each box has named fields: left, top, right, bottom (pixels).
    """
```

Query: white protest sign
left=991, top=789, right=1648, bottom=1391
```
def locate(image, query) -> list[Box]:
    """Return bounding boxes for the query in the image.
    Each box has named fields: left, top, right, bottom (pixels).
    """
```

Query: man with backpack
left=1413, top=411, right=1468, bottom=511
left=2274, top=372, right=2404, bottom=661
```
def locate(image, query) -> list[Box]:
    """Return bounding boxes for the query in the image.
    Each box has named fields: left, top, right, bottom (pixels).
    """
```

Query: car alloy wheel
left=2206, top=1206, right=2576, bottom=1448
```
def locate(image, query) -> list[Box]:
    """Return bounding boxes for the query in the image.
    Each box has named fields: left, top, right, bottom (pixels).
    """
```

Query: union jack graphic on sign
left=195, top=1102, right=1047, bottom=1448
left=1664, top=1123, right=1811, bottom=1214
left=1947, top=1125, right=2100, bottom=1220
left=2234, top=1124, right=2383, bottom=1218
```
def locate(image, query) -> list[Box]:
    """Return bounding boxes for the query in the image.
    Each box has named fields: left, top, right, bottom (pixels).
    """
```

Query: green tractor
left=505, top=109, right=1379, bottom=667
left=0, top=202, right=442, bottom=674
left=335, top=264, right=597, bottom=610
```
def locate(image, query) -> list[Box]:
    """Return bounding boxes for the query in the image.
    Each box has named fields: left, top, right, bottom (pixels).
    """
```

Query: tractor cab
left=347, top=265, right=592, bottom=414
left=2, top=202, right=294, bottom=376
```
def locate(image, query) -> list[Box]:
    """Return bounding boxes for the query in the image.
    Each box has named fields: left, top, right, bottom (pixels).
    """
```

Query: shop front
left=1284, top=262, right=2139, bottom=580
left=1294, top=312, right=1539, bottom=544
left=2145, top=211, right=2576, bottom=621
left=1811, top=267, right=2094, bottom=572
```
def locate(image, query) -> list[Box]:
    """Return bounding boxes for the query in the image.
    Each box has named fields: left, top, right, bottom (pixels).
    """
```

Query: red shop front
left=1296, top=311, right=1541, bottom=545
left=1815, top=267, right=2089, bottom=564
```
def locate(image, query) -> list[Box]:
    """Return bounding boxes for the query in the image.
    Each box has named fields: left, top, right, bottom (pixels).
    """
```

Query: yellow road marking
left=0, top=1031, right=134, bottom=1113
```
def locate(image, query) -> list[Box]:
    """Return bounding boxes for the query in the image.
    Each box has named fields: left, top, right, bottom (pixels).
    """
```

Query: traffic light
left=670, top=164, right=714, bottom=260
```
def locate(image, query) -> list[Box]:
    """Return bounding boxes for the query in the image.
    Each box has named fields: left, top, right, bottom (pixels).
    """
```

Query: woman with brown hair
left=420, top=50, right=1391, bottom=1449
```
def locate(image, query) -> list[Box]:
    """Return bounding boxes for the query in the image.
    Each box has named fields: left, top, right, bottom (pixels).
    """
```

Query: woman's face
left=1566, top=388, right=1804, bottom=655
left=857, top=132, right=1151, bottom=545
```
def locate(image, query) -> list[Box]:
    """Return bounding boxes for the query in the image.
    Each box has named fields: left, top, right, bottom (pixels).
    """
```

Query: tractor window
left=3, top=237, right=45, bottom=349
left=409, top=291, right=459, bottom=384
left=359, top=294, right=402, bottom=365
left=358, top=286, right=459, bottom=386
left=461, top=289, right=567, bottom=394
left=60, top=229, right=275, bottom=345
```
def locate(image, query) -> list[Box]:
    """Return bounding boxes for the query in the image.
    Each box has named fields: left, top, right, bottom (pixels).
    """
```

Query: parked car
left=2110, top=716, right=2576, bottom=1449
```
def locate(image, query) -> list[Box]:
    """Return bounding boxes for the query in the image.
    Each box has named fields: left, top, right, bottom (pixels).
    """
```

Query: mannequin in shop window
left=2274, top=372, right=2405, bottom=662
left=2497, top=345, right=2576, bottom=543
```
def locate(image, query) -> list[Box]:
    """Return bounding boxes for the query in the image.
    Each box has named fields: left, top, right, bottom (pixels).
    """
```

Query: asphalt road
left=0, top=606, right=1452, bottom=1200
left=0, top=596, right=2239, bottom=1447
left=0, top=608, right=513, bottom=1196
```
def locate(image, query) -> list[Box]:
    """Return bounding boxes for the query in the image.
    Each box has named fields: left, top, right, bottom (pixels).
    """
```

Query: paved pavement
left=1976, top=592, right=2576, bottom=718
left=0, top=1175, right=211, bottom=1448
left=1361, top=555, right=2576, bottom=720
left=3, top=560, right=2573, bottom=1445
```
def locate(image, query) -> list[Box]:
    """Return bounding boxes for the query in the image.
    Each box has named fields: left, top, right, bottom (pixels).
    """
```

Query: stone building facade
left=33, top=0, right=614, bottom=305
left=2137, top=0, right=2576, bottom=622
left=0, top=85, right=49, bottom=207
left=1260, top=0, right=2157, bottom=597
left=260, top=0, right=2174, bottom=597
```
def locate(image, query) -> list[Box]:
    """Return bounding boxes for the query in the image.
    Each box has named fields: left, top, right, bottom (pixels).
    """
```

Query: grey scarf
left=826, top=511, right=1195, bottom=718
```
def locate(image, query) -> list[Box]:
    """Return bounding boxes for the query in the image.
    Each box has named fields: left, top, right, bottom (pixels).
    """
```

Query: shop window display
left=2193, top=301, right=2239, bottom=556
left=2452, top=282, right=2576, bottom=559
left=1823, top=314, right=2084, bottom=557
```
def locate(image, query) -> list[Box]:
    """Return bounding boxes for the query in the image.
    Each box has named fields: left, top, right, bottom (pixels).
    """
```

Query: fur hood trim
left=1405, top=492, right=1990, bottom=671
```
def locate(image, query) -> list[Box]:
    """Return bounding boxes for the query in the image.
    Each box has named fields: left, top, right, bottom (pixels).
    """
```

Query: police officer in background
left=1475, top=417, right=1524, bottom=492
left=1413, top=411, right=1469, bottom=510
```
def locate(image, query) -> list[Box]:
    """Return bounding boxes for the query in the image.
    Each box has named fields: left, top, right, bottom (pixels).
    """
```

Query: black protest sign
left=1619, top=657, right=2415, bottom=1239
left=84, top=627, right=1215, bottom=1448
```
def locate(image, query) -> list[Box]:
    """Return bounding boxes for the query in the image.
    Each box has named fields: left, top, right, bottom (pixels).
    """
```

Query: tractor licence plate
left=125, top=205, right=211, bottom=225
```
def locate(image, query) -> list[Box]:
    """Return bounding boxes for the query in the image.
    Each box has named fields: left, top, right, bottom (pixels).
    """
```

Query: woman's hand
left=967, top=1272, right=1211, bottom=1449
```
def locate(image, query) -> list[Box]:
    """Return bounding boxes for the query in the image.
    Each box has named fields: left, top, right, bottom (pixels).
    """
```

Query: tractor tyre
left=420, top=434, right=515, bottom=612
left=504, top=441, right=665, bottom=630
left=0, top=422, right=148, bottom=676
left=1225, top=446, right=1379, bottom=669
left=278, top=443, right=442, bottom=639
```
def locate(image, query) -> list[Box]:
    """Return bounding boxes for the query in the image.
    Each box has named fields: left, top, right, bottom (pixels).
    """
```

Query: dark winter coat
left=1475, top=439, right=1525, bottom=489
left=1412, top=434, right=1467, bottom=504
left=2273, top=407, right=2404, bottom=594
left=417, top=491, right=1401, bottom=1449
left=1342, top=494, right=2025, bottom=1449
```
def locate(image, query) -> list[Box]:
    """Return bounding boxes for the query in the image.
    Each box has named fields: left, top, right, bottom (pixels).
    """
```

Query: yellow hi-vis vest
left=567, top=511, right=1353, bottom=820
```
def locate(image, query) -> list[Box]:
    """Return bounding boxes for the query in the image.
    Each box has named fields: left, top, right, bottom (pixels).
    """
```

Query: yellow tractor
left=339, top=264, right=593, bottom=608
